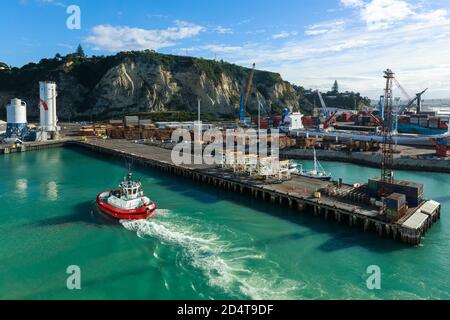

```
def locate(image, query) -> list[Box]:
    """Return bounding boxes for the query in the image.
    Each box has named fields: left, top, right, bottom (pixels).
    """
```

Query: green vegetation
left=0, top=62, right=9, bottom=70
left=0, top=48, right=371, bottom=120
left=76, top=44, right=86, bottom=59
left=129, top=111, right=234, bottom=122
left=294, top=84, right=370, bottom=112
left=332, top=80, right=339, bottom=94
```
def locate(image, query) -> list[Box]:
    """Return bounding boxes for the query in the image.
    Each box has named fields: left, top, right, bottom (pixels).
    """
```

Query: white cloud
left=85, top=21, right=205, bottom=52
left=195, top=2, right=450, bottom=98
left=215, top=26, right=233, bottom=34
left=272, top=31, right=298, bottom=39
left=361, top=0, right=414, bottom=30
left=340, top=0, right=364, bottom=7
left=201, top=44, right=242, bottom=53
left=57, top=43, right=74, bottom=50
left=305, top=20, right=345, bottom=36
left=37, top=0, right=66, bottom=8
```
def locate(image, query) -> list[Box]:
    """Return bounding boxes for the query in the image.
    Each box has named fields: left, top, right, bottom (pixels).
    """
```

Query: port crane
left=239, top=63, right=256, bottom=124
left=380, top=69, right=396, bottom=205
left=317, top=90, right=332, bottom=117
left=393, top=77, right=412, bottom=103
left=397, top=88, right=428, bottom=115
left=392, top=88, right=428, bottom=133
left=391, top=74, right=427, bottom=114
left=315, top=90, right=338, bottom=129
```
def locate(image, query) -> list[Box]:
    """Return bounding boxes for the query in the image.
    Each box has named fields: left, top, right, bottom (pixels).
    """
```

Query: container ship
left=397, top=114, right=449, bottom=135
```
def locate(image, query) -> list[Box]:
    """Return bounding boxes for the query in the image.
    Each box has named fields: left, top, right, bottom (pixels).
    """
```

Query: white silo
left=37, top=81, right=60, bottom=141
left=5, top=98, right=28, bottom=139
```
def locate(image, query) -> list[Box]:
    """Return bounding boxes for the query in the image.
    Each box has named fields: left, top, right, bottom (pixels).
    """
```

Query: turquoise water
left=0, top=147, right=449, bottom=300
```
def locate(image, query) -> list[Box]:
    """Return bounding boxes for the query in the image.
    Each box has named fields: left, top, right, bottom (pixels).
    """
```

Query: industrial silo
left=5, top=98, right=27, bottom=140
left=37, top=81, right=60, bottom=141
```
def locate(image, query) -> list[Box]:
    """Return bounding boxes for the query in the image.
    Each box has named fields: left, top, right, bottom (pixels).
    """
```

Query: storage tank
left=5, top=98, right=27, bottom=139
left=37, top=81, right=60, bottom=140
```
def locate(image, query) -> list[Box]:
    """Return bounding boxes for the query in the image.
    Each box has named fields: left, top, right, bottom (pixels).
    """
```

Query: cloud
left=194, top=2, right=450, bottom=98
left=340, top=0, right=364, bottom=7
left=201, top=44, right=242, bottom=53
left=272, top=31, right=298, bottom=39
left=57, top=43, right=75, bottom=50
left=37, top=0, right=66, bottom=8
left=85, top=21, right=205, bottom=52
left=361, top=0, right=414, bottom=30
left=215, top=26, right=233, bottom=34
left=305, top=20, right=345, bottom=36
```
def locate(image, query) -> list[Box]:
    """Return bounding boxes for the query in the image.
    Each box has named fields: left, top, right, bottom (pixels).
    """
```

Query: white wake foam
left=120, top=214, right=302, bottom=299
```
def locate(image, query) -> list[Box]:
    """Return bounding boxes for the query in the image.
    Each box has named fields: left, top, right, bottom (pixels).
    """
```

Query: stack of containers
left=302, top=116, right=313, bottom=127
left=429, top=117, right=439, bottom=129
left=398, top=115, right=410, bottom=125
left=312, top=116, right=321, bottom=126
left=439, top=118, right=449, bottom=130
left=436, top=138, right=450, bottom=158
left=419, top=115, right=429, bottom=128
left=366, top=177, right=424, bottom=207
left=272, top=116, right=282, bottom=127
left=410, top=115, right=420, bottom=125
left=385, top=193, right=408, bottom=221
left=254, top=117, right=270, bottom=129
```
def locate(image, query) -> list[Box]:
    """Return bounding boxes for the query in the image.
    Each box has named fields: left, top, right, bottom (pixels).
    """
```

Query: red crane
left=323, top=111, right=338, bottom=129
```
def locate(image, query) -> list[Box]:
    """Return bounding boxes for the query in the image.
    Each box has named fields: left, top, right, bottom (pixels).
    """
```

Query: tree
left=0, top=62, right=9, bottom=70
left=332, top=80, right=339, bottom=94
left=76, top=44, right=86, bottom=58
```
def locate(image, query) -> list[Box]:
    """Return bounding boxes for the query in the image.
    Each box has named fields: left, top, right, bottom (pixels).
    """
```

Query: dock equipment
left=239, top=63, right=256, bottom=123
left=380, top=69, right=396, bottom=200
left=5, top=98, right=28, bottom=140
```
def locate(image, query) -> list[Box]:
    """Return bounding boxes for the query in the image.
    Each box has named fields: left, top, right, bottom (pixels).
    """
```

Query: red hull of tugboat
left=96, top=191, right=156, bottom=220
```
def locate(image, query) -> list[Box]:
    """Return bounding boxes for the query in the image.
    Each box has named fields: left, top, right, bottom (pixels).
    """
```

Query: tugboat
left=298, top=148, right=332, bottom=181
left=96, top=169, right=156, bottom=220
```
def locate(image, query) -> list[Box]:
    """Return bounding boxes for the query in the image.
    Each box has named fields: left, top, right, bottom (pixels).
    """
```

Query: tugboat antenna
left=127, top=162, right=133, bottom=181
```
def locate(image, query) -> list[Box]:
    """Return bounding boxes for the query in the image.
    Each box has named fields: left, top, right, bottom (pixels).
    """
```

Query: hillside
left=0, top=50, right=370, bottom=121
left=0, top=50, right=305, bottom=121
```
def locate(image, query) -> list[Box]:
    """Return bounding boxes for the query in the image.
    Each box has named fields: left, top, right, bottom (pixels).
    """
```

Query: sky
left=1, top=0, right=450, bottom=99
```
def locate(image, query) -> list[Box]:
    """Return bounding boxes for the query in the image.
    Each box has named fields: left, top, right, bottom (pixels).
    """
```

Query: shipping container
left=385, top=204, right=408, bottom=221
left=386, top=193, right=406, bottom=210
left=429, top=122, right=439, bottom=129
left=367, top=177, right=423, bottom=207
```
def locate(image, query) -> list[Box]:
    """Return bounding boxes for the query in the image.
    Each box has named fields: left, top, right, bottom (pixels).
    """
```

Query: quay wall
left=281, top=149, right=450, bottom=173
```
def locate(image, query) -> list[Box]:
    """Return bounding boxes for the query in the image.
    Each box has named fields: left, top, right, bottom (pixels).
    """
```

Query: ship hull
left=299, top=173, right=332, bottom=181
left=96, top=191, right=156, bottom=220
left=291, top=129, right=447, bottom=147
left=397, top=123, right=447, bottom=135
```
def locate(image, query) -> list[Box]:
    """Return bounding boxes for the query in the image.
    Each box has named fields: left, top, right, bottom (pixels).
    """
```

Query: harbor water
left=0, top=147, right=449, bottom=299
